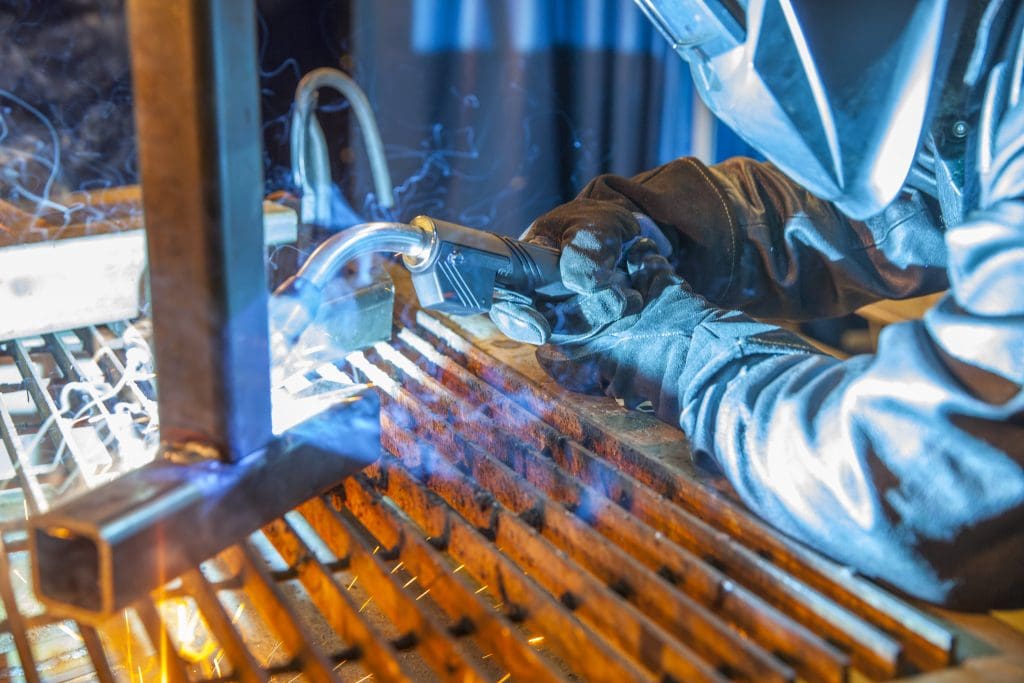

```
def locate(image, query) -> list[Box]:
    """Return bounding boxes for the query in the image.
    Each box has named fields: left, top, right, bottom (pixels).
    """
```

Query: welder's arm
left=661, top=123, right=1024, bottom=610
left=579, top=156, right=949, bottom=320
left=553, top=205, right=1024, bottom=608
left=676, top=295, right=1023, bottom=609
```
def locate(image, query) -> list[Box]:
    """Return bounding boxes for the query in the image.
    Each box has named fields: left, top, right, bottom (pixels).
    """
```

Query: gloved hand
left=489, top=199, right=671, bottom=345
left=536, top=240, right=713, bottom=423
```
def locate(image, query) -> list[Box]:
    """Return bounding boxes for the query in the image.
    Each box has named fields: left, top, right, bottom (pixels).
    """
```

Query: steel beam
left=128, top=0, right=270, bottom=459
left=30, top=395, right=380, bottom=620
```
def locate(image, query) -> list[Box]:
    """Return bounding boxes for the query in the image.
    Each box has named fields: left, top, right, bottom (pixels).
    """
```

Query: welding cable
left=291, top=67, right=395, bottom=225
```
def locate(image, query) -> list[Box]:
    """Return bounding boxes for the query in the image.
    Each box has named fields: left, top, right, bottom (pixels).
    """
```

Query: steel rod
left=181, top=567, right=268, bottom=683
left=336, top=476, right=567, bottom=683
left=260, top=517, right=414, bottom=682
left=225, top=543, right=337, bottom=682
left=295, top=499, right=491, bottom=682
left=406, top=302, right=956, bottom=673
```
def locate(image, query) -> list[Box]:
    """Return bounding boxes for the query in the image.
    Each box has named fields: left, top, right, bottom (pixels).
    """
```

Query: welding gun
left=402, top=215, right=569, bottom=313
left=271, top=216, right=569, bottom=351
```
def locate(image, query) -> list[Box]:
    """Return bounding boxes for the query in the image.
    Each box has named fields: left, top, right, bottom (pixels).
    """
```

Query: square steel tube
left=30, top=397, right=381, bottom=620
left=129, top=0, right=271, bottom=459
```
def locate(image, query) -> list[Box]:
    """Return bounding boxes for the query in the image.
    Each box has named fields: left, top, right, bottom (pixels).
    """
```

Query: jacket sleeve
left=670, top=103, right=1024, bottom=610
left=577, top=156, right=949, bottom=321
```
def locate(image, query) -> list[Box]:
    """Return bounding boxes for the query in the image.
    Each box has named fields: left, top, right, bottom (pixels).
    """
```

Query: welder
left=489, top=1, right=1024, bottom=610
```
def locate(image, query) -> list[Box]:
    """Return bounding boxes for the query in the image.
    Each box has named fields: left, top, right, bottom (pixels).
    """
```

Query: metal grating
left=0, top=288, right=970, bottom=682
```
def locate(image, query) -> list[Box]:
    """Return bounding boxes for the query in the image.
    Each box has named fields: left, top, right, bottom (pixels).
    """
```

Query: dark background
left=0, top=0, right=755, bottom=236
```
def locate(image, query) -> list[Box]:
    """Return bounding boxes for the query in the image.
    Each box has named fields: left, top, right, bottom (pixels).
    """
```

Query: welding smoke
left=0, top=0, right=135, bottom=216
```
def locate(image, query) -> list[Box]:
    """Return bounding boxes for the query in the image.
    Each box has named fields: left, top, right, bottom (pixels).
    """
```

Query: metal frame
left=28, top=0, right=379, bottom=619
left=126, top=0, right=272, bottom=458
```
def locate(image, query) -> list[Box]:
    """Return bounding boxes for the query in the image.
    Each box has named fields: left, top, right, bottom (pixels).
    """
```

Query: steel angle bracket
left=29, top=393, right=379, bottom=621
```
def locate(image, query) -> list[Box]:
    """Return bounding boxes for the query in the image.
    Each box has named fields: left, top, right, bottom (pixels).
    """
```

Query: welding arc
left=269, top=221, right=429, bottom=369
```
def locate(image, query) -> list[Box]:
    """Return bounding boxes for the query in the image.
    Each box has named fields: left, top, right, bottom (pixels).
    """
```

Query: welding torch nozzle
left=269, top=216, right=569, bottom=356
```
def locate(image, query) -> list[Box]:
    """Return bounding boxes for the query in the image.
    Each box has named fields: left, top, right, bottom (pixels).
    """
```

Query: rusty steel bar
left=405, top=302, right=955, bottom=671
left=295, top=498, right=492, bottom=682
left=364, top=456, right=658, bottom=683
left=220, top=543, right=337, bottom=681
left=393, top=325, right=849, bottom=681
left=335, top=475, right=567, bottom=683
left=180, top=568, right=267, bottom=682
left=260, top=517, right=416, bottom=682
left=360, top=339, right=893, bottom=680
left=358, top=347, right=800, bottom=682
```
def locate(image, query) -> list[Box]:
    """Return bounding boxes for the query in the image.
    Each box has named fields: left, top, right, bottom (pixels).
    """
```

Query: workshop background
left=0, top=0, right=754, bottom=238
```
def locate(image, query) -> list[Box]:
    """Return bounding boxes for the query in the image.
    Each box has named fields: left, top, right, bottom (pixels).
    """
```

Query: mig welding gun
left=270, top=216, right=569, bottom=355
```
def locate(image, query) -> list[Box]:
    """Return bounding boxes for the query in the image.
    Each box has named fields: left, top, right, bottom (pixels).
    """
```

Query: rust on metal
left=2, top=266, right=1020, bottom=681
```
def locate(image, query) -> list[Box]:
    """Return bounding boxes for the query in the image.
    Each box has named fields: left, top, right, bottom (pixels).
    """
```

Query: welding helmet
left=635, top=0, right=968, bottom=219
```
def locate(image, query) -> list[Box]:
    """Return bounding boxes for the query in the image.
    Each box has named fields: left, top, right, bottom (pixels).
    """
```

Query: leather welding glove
left=489, top=199, right=670, bottom=345
left=501, top=157, right=948, bottom=334
left=535, top=242, right=710, bottom=421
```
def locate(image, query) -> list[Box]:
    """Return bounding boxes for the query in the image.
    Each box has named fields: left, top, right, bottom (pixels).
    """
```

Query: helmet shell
left=637, top=0, right=966, bottom=219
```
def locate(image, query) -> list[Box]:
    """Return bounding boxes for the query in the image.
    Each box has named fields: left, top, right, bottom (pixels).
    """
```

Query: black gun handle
left=406, top=215, right=572, bottom=314
left=497, top=236, right=572, bottom=299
